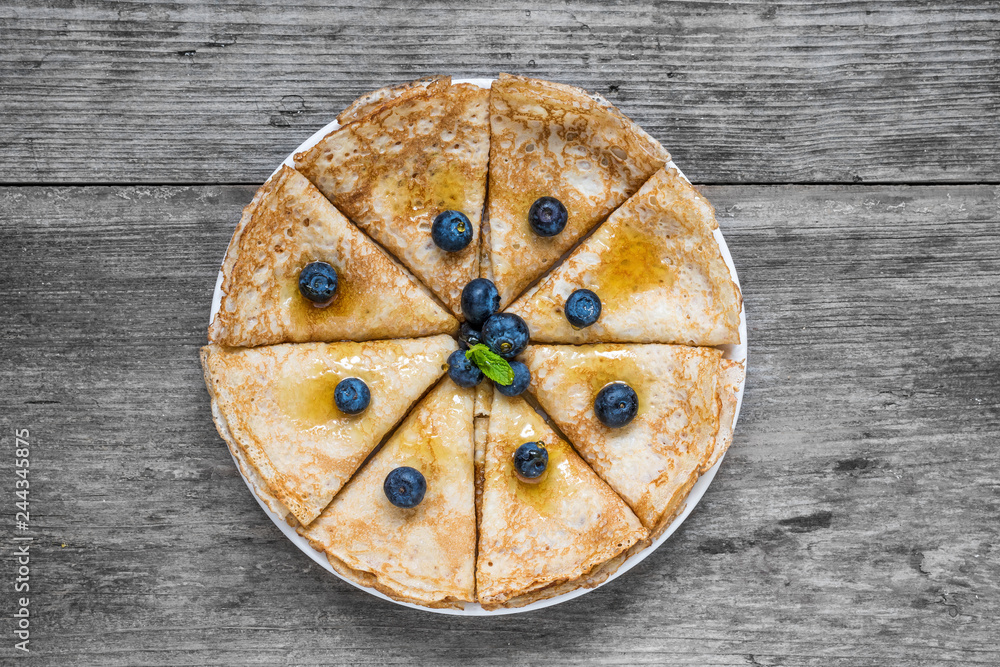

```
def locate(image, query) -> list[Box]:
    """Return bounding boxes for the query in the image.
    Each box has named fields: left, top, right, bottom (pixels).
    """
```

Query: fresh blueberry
left=461, top=278, right=500, bottom=329
left=482, top=313, right=529, bottom=360
left=594, top=382, right=638, bottom=428
left=383, top=466, right=426, bottom=508
left=513, top=441, right=548, bottom=480
left=298, top=261, right=338, bottom=304
left=431, top=210, right=473, bottom=252
left=495, top=360, right=530, bottom=397
left=447, top=349, right=484, bottom=388
left=458, top=322, right=483, bottom=350
left=334, top=377, right=370, bottom=415
left=565, top=289, right=602, bottom=328
left=528, top=196, right=568, bottom=237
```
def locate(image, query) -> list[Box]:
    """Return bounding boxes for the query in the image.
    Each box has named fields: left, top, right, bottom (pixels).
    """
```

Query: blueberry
left=383, top=466, right=426, bottom=508
left=565, top=289, right=602, bottom=328
left=431, top=210, right=473, bottom=252
left=334, top=377, right=370, bottom=415
left=298, top=261, right=338, bottom=304
left=513, top=441, right=548, bottom=481
left=594, top=382, right=638, bottom=428
left=495, top=360, right=530, bottom=397
left=447, top=349, right=484, bottom=388
left=481, top=313, right=529, bottom=360
left=461, top=278, right=500, bottom=328
left=458, top=322, right=482, bottom=350
left=528, top=196, right=568, bottom=237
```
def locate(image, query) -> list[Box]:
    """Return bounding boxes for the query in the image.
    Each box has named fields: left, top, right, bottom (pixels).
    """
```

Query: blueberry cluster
left=447, top=278, right=531, bottom=396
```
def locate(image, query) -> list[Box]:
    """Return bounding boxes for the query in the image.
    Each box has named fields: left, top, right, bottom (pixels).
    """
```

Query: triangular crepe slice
left=336, top=76, right=443, bottom=126
left=523, top=344, right=744, bottom=538
left=486, top=73, right=670, bottom=307
left=299, top=378, right=477, bottom=609
left=476, top=393, right=648, bottom=610
left=295, top=77, right=490, bottom=315
left=200, top=335, right=456, bottom=526
left=508, top=168, right=742, bottom=346
left=209, top=166, right=457, bottom=347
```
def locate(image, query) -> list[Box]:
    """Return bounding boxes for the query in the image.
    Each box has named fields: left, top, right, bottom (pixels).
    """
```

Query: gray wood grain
left=1, top=0, right=998, bottom=185
left=1, top=183, right=997, bottom=665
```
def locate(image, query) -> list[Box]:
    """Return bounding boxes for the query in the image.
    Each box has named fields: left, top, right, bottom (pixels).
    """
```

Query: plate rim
left=208, top=76, right=747, bottom=616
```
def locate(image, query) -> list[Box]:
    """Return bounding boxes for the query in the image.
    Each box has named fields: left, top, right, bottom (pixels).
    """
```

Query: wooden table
left=2, top=1, right=998, bottom=664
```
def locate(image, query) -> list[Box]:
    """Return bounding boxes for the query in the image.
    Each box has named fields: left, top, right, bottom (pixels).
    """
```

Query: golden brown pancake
left=336, top=76, right=445, bottom=126
left=295, top=77, right=490, bottom=316
left=208, top=166, right=457, bottom=347
left=208, top=74, right=746, bottom=611
left=486, top=73, right=670, bottom=307
left=200, top=335, right=456, bottom=526
left=522, top=344, right=743, bottom=538
left=507, top=167, right=742, bottom=345
left=299, top=378, right=477, bottom=609
left=476, top=393, right=648, bottom=609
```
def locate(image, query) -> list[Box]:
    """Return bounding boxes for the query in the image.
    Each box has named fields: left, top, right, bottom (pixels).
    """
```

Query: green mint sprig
left=465, top=344, right=514, bottom=386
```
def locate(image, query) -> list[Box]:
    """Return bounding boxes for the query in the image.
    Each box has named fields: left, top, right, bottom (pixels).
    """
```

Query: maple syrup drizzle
left=586, top=222, right=675, bottom=302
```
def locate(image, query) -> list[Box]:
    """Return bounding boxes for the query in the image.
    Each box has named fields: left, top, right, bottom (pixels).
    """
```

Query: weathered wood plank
left=1, top=184, right=998, bottom=664
left=0, top=1, right=997, bottom=185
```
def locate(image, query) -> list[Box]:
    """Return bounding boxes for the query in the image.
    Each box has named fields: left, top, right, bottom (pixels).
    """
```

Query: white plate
left=210, top=77, right=747, bottom=615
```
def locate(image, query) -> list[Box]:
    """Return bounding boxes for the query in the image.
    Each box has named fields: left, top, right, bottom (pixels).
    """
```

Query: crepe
left=486, top=73, right=670, bottom=307
left=337, top=76, right=444, bottom=126
left=523, top=344, right=743, bottom=538
left=507, top=168, right=742, bottom=346
left=299, top=378, right=477, bottom=609
left=208, top=166, right=457, bottom=347
left=476, top=393, right=648, bottom=609
left=200, top=335, right=456, bottom=526
left=295, top=77, right=490, bottom=315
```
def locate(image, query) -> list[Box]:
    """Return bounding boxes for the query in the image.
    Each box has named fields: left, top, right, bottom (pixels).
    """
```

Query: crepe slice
left=200, top=335, right=456, bottom=526
left=507, top=168, right=742, bottom=346
left=476, top=393, right=648, bottom=610
left=299, top=378, right=477, bottom=609
left=523, top=344, right=744, bottom=538
left=337, top=76, right=444, bottom=126
left=208, top=166, right=457, bottom=347
left=486, top=73, right=670, bottom=307
left=295, top=77, right=490, bottom=316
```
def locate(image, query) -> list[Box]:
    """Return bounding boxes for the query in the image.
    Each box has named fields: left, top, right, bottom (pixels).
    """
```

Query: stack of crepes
left=201, top=74, right=744, bottom=610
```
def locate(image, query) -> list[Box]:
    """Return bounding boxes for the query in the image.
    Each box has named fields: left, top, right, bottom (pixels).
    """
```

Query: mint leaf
left=465, top=344, right=514, bottom=386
